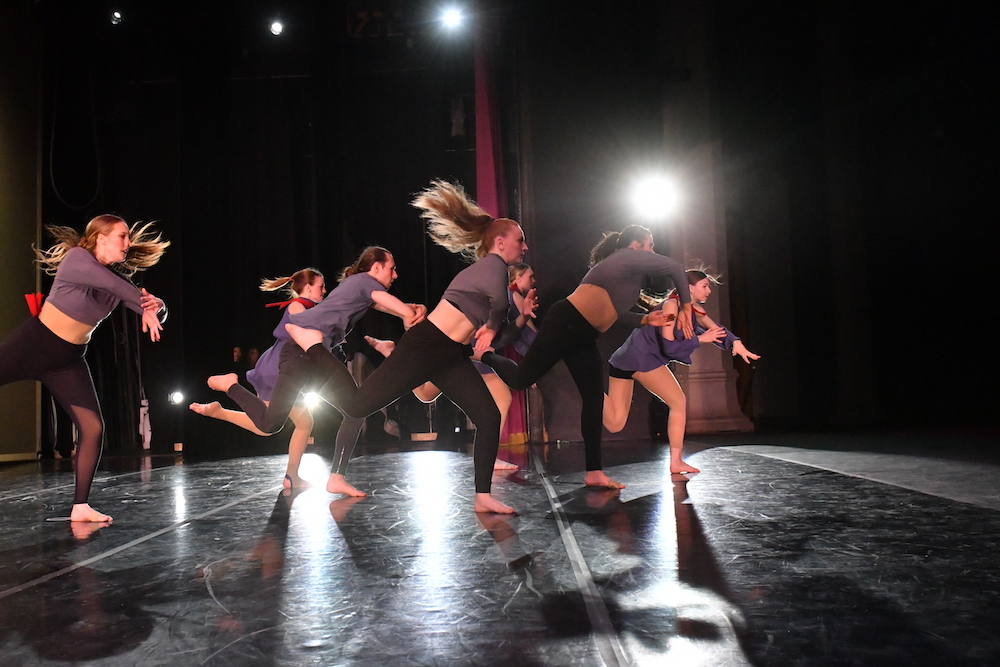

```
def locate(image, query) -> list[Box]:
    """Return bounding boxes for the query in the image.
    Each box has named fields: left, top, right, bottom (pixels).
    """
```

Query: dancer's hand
left=519, top=288, right=538, bottom=319
left=645, top=309, right=675, bottom=327
left=408, top=303, right=428, bottom=324
left=733, top=340, right=760, bottom=364
left=141, top=309, right=163, bottom=342
left=403, top=306, right=425, bottom=330
left=140, top=288, right=164, bottom=313
left=473, top=325, right=496, bottom=355
left=677, top=302, right=695, bottom=339
left=698, top=325, right=726, bottom=344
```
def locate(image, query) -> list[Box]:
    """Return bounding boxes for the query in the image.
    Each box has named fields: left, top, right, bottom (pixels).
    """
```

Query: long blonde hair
left=412, top=180, right=517, bottom=261
left=34, top=214, right=170, bottom=277
left=260, top=268, right=324, bottom=297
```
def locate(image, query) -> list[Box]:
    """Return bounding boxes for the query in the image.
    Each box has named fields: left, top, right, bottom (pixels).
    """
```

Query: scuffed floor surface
left=1, top=431, right=999, bottom=666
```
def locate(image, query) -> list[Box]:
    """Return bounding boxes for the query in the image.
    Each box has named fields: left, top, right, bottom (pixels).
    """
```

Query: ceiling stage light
left=631, top=175, right=680, bottom=221
left=168, top=391, right=185, bottom=405
left=270, top=21, right=284, bottom=36
left=303, top=392, right=321, bottom=409
left=441, top=8, right=463, bottom=29
left=111, top=11, right=122, bottom=25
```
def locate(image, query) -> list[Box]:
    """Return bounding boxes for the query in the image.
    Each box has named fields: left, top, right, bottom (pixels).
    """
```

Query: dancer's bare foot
left=584, top=470, right=625, bottom=490
left=283, top=474, right=312, bottom=491
left=326, top=473, right=366, bottom=497
left=670, top=460, right=700, bottom=474
left=474, top=493, right=516, bottom=514
left=207, top=373, right=238, bottom=392
left=70, top=503, right=113, bottom=523
left=494, top=458, right=519, bottom=471
left=189, top=401, right=224, bottom=418
left=286, top=323, right=323, bottom=351
left=364, top=335, right=396, bottom=358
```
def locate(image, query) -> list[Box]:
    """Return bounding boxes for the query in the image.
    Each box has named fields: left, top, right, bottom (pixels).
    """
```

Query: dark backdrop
left=19, top=0, right=999, bottom=454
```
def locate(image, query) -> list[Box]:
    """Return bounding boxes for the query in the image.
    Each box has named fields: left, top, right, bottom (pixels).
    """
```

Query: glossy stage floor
left=1, top=429, right=999, bottom=666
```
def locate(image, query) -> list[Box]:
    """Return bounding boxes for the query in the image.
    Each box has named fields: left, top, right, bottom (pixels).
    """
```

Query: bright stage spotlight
left=168, top=391, right=185, bottom=405
left=441, top=7, right=463, bottom=29
left=303, top=392, right=321, bottom=409
left=631, top=175, right=680, bottom=221
left=110, top=11, right=122, bottom=25
left=270, top=21, right=284, bottom=36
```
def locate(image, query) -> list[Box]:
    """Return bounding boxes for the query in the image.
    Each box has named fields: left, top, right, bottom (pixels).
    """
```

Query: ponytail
left=412, top=180, right=516, bottom=260
left=339, top=246, right=391, bottom=282
left=260, top=267, right=323, bottom=297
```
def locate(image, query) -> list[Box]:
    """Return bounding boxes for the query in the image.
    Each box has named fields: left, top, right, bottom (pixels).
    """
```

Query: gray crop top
left=441, top=253, right=510, bottom=332
left=579, top=248, right=691, bottom=328
left=288, top=272, right=387, bottom=349
left=45, top=247, right=148, bottom=326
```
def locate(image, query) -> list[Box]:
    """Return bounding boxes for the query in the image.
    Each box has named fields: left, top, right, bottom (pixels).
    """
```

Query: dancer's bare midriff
left=566, top=284, right=617, bottom=334
left=38, top=302, right=96, bottom=345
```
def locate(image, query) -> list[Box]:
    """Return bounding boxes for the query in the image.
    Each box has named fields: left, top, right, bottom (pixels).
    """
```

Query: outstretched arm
left=371, top=291, right=423, bottom=328
left=693, top=309, right=759, bottom=363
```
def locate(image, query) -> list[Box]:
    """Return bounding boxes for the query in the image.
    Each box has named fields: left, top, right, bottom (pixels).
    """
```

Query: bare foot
left=474, top=493, right=516, bottom=514
left=326, top=473, right=366, bottom=497
left=584, top=470, right=625, bottom=490
left=286, top=323, right=323, bottom=351
left=364, top=335, right=396, bottom=358
left=670, top=460, right=700, bottom=474
left=70, top=503, right=113, bottom=523
left=207, top=373, right=238, bottom=392
left=494, top=458, right=519, bottom=471
left=189, top=401, right=223, bottom=418
left=283, top=474, right=312, bottom=491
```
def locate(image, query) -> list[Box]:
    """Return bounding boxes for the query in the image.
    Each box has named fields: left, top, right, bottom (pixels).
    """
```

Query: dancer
left=0, top=215, right=169, bottom=522
left=603, top=268, right=760, bottom=474
left=287, top=180, right=531, bottom=514
left=478, top=225, right=693, bottom=490
left=365, top=262, right=539, bottom=470
left=191, top=268, right=343, bottom=492
left=204, top=248, right=424, bottom=496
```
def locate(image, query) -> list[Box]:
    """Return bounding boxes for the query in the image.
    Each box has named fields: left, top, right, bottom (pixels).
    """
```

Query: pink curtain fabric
left=474, top=26, right=506, bottom=218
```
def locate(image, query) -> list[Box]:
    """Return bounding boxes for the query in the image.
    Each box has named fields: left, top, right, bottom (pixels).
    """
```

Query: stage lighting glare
left=111, top=11, right=122, bottom=25
left=270, top=21, right=284, bottom=36
left=631, top=175, right=679, bottom=220
left=442, top=8, right=463, bottom=29
left=168, top=391, right=185, bottom=405
left=303, top=391, right=321, bottom=409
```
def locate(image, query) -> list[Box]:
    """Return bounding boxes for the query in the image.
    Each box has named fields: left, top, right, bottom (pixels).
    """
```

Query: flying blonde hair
left=411, top=180, right=517, bottom=261
left=34, top=214, right=170, bottom=277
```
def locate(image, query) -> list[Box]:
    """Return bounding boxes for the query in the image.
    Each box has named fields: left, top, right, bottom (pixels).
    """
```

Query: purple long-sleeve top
left=45, top=247, right=149, bottom=326
left=609, top=302, right=740, bottom=370
left=580, top=248, right=691, bottom=329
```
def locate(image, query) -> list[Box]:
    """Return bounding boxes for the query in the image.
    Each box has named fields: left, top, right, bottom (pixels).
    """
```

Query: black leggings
left=482, top=299, right=605, bottom=471
left=304, top=320, right=501, bottom=493
left=227, top=343, right=364, bottom=476
left=0, top=317, right=104, bottom=505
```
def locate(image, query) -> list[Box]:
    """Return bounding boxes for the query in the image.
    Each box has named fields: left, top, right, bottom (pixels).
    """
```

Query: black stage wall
left=7, top=0, right=997, bottom=455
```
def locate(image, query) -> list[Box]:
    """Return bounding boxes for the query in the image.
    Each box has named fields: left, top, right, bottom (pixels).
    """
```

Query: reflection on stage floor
left=1, top=430, right=998, bottom=665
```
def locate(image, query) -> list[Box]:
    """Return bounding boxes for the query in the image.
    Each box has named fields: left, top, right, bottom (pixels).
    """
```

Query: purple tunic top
left=609, top=301, right=739, bottom=371
left=246, top=298, right=317, bottom=401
